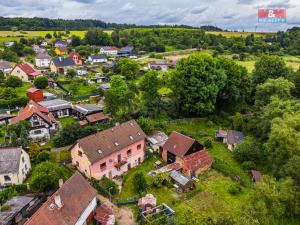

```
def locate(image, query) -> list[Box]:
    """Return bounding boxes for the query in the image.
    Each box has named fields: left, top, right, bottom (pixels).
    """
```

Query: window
left=25, top=164, right=27, bottom=170
left=32, top=115, right=38, bottom=120
left=114, top=142, right=119, bottom=146
left=127, top=149, right=132, bottom=156
left=22, top=157, right=25, bottom=163
left=100, top=162, right=106, bottom=171
left=76, top=161, right=79, bottom=167
left=33, top=122, right=40, bottom=127
left=137, top=144, right=142, bottom=150
left=4, top=175, right=11, bottom=182
left=129, top=135, right=134, bottom=140
left=78, top=151, right=83, bottom=157
left=33, top=129, right=42, bottom=135
left=117, top=154, right=121, bottom=163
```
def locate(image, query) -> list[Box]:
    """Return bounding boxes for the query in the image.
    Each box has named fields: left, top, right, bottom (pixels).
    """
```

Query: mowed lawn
left=119, top=118, right=253, bottom=223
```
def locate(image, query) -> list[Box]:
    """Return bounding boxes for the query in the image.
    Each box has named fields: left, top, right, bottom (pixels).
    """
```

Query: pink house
left=70, top=120, right=146, bottom=180
left=69, top=52, right=82, bottom=65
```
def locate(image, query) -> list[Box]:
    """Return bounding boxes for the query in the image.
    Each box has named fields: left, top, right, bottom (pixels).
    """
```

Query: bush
left=133, top=172, right=148, bottom=194
left=6, top=76, right=22, bottom=88
left=36, top=151, right=51, bottom=163
left=100, top=176, right=118, bottom=195
left=228, top=184, right=242, bottom=195
left=152, top=173, right=171, bottom=188
left=204, top=137, right=213, bottom=149
left=1, top=205, right=10, bottom=212
left=34, top=76, right=48, bottom=89
left=137, top=117, right=156, bottom=134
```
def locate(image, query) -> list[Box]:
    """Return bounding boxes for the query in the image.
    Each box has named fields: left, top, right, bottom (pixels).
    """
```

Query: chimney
left=59, top=179, right=63, bottom=188
left=54, top=194, right=63, bottom=209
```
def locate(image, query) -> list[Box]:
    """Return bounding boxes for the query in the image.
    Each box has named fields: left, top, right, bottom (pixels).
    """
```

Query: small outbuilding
left=138, top=194, right=157, bottom=215
left=73, top=104, right=103, bottom=120
left=169, top=170, right=194, bottom=192
left=94, top=204, right=115, bottom=225
left=147, top=131, right=168, bottom=153
left=0, top=196, right=35, bottom=225
left=250, top=170, right=262, bottom=183
left=224, top=130, right=244, bottom=151
left=39, top=99, right=72, bottom=118
left=27, top=88, right=44, bottom=102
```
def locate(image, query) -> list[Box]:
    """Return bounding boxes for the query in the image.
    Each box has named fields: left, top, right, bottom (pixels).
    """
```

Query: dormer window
left=98, top=150, right=102, bottom=154
left=114, top=142, right=119, bottom=146
left=137, top=132, right=141, bottom=136
left=129, top=135, right=133, bottom=140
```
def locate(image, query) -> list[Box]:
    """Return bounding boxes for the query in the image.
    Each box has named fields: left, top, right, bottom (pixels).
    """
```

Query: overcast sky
left=1, top=0, right=300, bottom=31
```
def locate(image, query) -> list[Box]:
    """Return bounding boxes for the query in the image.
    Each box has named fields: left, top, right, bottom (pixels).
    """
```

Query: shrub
left=1, top=205, right=10, bottom=212
left=133, top=172, right=148, bottom=194
left=100, top=176, right=118, bottom=195
left=34, top=76, right=48, bottom=89
left=5, top=76, right=22, bottom=88
left=152, top=173, right=171, bottom=188
left=36, top=151, right=51, bottom=163
left=228, top=184, right=242, bottom=195
left=204, top=137, right=213, bottom=149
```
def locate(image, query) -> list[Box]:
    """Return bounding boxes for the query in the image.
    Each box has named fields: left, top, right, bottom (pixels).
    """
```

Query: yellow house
left=55, top=47, right=68, bottom=55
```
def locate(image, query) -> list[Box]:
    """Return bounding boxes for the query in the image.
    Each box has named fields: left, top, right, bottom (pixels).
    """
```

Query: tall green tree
left=29, top=162, right=70, bottom=193
left=139, top=71, right=162, bottom=117
left=133, top=172, right=147, bottom=194
left=118, top=58, right=139, bottom=80
left=255, top=77, right=294, bottom=107
left=252, top=55, right=289, bottom=85
left=267, top=113, right=300, bottom=176
left=104, top=75, right=130, bottom=117
left=170, top=53, right=226, bottom=116
left=216, top=57, right=252, bottom=110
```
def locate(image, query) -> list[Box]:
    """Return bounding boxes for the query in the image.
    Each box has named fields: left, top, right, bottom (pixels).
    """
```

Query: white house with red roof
left=99, top=46, right=118, bottom=55
left=10, top=100, right=59, bottom=141
left=10, top=63, right=42, bottom=82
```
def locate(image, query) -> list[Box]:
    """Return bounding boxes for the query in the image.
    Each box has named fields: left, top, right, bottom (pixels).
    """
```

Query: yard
left=119, top=118, right=253, bottom=223
left=58, top=117, right=78, bottom=128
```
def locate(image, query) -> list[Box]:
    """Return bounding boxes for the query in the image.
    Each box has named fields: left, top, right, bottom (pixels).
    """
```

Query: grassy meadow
left=206, top=31, right=272, bottom=38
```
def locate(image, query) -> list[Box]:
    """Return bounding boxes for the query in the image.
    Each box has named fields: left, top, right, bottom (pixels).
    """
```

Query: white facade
left=74, top=197, right=97, bottom=225
left=35, top=58, right=51, bottom=68
left=28, top=114, right=57, bottom=141
left=99, top=48, right=118, bottom=55
left=0, top=67, right=12, bottom=74
left=0, top=149, right=31, bottom=186
left=88, top=56, right=107, bottom=64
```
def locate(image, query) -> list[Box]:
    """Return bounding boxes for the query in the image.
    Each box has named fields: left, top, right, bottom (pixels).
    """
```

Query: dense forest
left=0, top=17, right=211, bottom=31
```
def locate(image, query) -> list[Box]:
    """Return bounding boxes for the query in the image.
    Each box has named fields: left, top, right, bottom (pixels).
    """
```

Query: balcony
left=114, top=159, right=127, bottom=168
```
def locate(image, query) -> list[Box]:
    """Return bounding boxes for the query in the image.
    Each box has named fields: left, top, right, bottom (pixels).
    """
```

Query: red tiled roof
left=163, top=131, right=195, bottom=157
left=25, top=172, right=97, bottom=225
left=16, top=63, right=40, bottom=76
left=86, top=112, right=110, bottom=123
left=94, top=204, right=114, bottom=225
left=10, top=100, right=55, bottom=125
left=183, top=150, right=213, bottom=172
left=74, top=120, right=146, bottom=164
